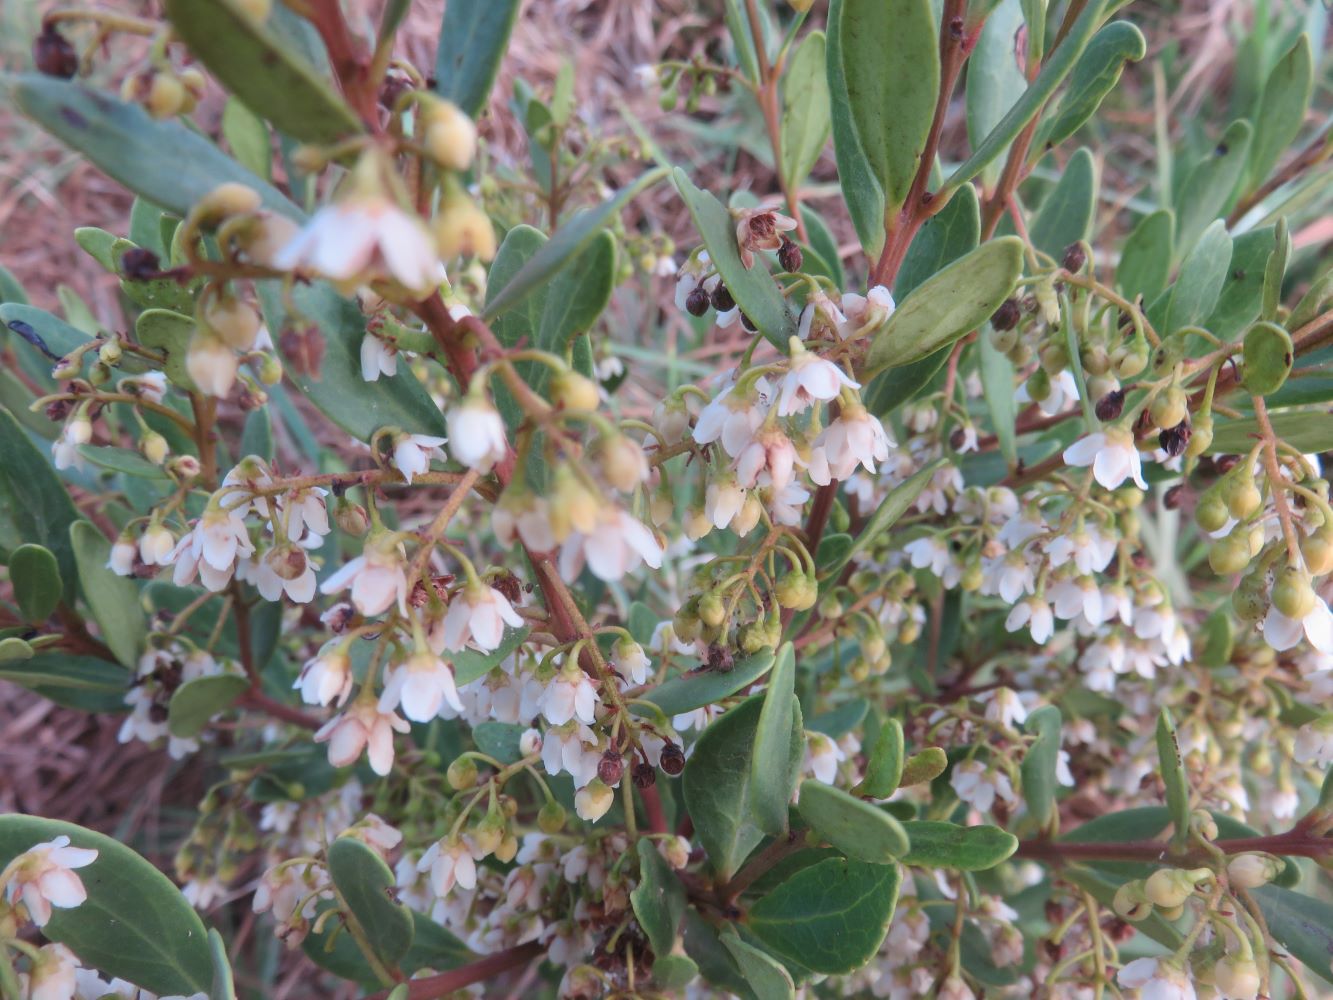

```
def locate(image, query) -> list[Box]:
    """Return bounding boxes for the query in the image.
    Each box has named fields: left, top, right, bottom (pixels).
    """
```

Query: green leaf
left=826, top=459, right=946, bottom=576
left=780, top=32, right=831, bottom=192
left=632, top=837, right=687, bottom=958
left=2, top=301, right=93, bottom=387
left=865, top=237, right=1024, bottom=376
left=899, top=820, right=1019, bottom=870
left=9, top=543, right=62, bottom=623
left=894, top=182, right=982, bottom=300
left=0, top=406, right=81, bottom=600
left=797, top=780, right=909, bottom=862
left=1116, top=209, right=1174, bottom=304
left=671, top=169, right=797, bottom=347
left=899, top=747, right=948, bottom=786
left=720, top=930, right=795, bottom=999
left=1030, top=148, right=1097, bottom=259
left=750, top=642, right=798, bottom=836
left=1241, top=321, right=1293, bottom=396
left=826, top=0, right=886, bottom=255
left=0, top=263, right=28, bottom=305
left=966, top=0, right=1027, bottom=188
left=1253, top=885, right=1333, bottom=986
left=1155, top=708, right=1190, bottom=847
left=0, top=815, right=212, bottom=994
left=70, top=521, right=145, bottom=668
left=807, top=697, right=868, bottom=738
left=838, top=0, right=939, bottom=211
left=1290, top=263, right=1333, bottom=330
left=944, top=0, right=1108, bottom=193
left=472, top=721, right=525, bottom=764
left=0, top=637, right=34, bottom=662
left=1208, top=411, right=1333, bottom=455
left=453, top=626, right=530, bottom=686
left=1262, top=218, right=1291, bottom=324
left=209, top=928, right=237, bottom=1000
left=746, top=857, right=900, bottom=974
left=168, top=674, right=250, bottom=738
left=652, top=954, right=700, bottom=991
left=74, top=227, right=119, bottom=272
left=6, top=74, right=297, bottom=221
left=328, top=836, right=414, bottom=967
left=638, top=650, right=776, bottom=717
left=240, top=405, right=274, bottom=461
left=979, top=329, right=1018, bottom=466
left=1247, top=37, right=1314, bottom=193
left=165, top=0, right=361, bottom=144
left=1036, top=20, right=1146, bottom=149
left=257, top=280, right=448, bottom=443
left=1205, top=225, right=1275, bottom=340
left=852, top=717, right=904, bottom=798
left=684, top=908, right=758, bottom=1000
left=434, top=0, right=522, bottom=118
left=1173, top=120, right=1252, bottom=258
left=221, top=97, right=271, bottom=181
left=135, top=308, right=199, bottom=391
left=485, top=167, right=665, bottom=322
left=303, top=907, right=468, bottom=987
left=683, top=694, right=804, bottom=880
left=1163, top=219, right=1232, bottom=335
left=799, top=207, right=845, bottom=288
left=79, top=445, right=168, bottom=480
left=1020, top=705, right=1062, bottom=832
left=1061, top=806, right=1169, bottom=843
left=0, top=653, right=126, bottom=693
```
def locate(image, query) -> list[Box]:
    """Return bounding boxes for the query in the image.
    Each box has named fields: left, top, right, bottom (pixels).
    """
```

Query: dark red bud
left=659, top=743, right=685, bottom=776
left=990, top=298, right=1021, bottom=331
left=34, top=25, right=79, bottom=79
left=597, top=750, right=624, bottom=786
left=777, top=239, right=803, bottom=273
left=685, top=284, right=710, bottom=317
left=631, top=762, right=656, bottom=788
left=1094, top=389, right=1125, bottom=422
left=1158, top=420, right=1191, bottom=458
left=119, top=247, right=162, bottom=281
left=709, top=283, right=735, bottom=313
left=1062, top=242, right=1088, bottom=272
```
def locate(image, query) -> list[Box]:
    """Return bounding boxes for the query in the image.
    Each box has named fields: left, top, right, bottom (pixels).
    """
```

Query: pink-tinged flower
left=809, top=408, right=892, bottom=483
left=139, top=522, right=176, bottom=566
left=734, top=208, right=797, bottom=269
left=539, top=665, right=599, bottom=726
left=378, top=651, right=465, bottom=722
left=805, top=732, right=845, bottom=784
left=4, top=835, right=98, bottom=927
left=840, top=284, right=895, bottom=332
left=359, top=333, right=398, bottom=382
left=540, top=723, right=601, bottom=785
left=492, top=491, right=557, bottom=552
left=391, top=433, right=446, bottom=485
left=1063, top=429, right=1147, bottom=490
left=575, top=779, right=615, bottom=821
left=170, top=508, right=255, bottom=592
left=314, top=701, right=411, bottom=775
left=281, top=487, right=330, bottom=546
left=1293, top=717, right=1333, bottom=766
left=704, top=476, right=747, bottom=530
left=558, top=506, right=664, bottom=582
left=254, top=545, right=318, bottom=604
left=294, top=645, right=353, bottom=707
left=693, top=382, right=768, bottom=458
left=775, top=344, right=859, bottom=417
left=23, top=943, right=80, bottom=1000
left=982, top=687, right=1028, bottom=729
left=734, top=426, right=799, bottom=491
left=1116, top=957, right=1196, bottom=1000
left=612, top=638, right=651, bottom=685
left=1262, top=598, right=1333, bottom=654
left=950, top=760, right=1017, bottom=813
left=418, top=836, right=479, bottom=896
left=319, top=535, right=409, bottom=617
left=439, top=582, right=523, bottom=652
left=447, top=394, right=508, bottom=471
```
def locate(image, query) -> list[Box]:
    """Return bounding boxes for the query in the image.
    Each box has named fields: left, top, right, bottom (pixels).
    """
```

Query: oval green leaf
left=826, top=0, right=886, bottom=255
left=168, top=674, right=250, bottom=739
left=797, top=779, right=910, bottom=862
left=10, top=543, right=62, bottom=623
left=70, top=521, right=146, bottom=668
left=720, top=930, right=795, bottom=1000
left=0, top=407, right=81, bottom=601
left=899, top=820, right=1018, bottom=870
left=631, top=837, right=686, bottom=959
left=1037, top=20, right=1147, bottom=149
left=1020, top=705, right=1063, bottom=833
left=1155, top=708, right=1190, bottom=847
left=327, top=836, right=415, bottom=967
left=1242, top=320, right=1293, bottom=396
left=750, top=642, right=798, bottom=836
left=434, top=0, right=523, bottom=118
left=639, top=650, right=776, bottom=717
left=852, top=717, right=904, bottom=799
left=780, top=32, right=831, bottom=192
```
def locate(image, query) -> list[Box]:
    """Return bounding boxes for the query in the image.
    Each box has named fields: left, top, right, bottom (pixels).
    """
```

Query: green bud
left=538, top=800, right=567, bottom=834
left=1241, top=321, right=1293, bottom=396
left=698, top=591, right=726, bottom=628
left=1208, top=533, right=1251, bottom=575
left=447, top=756, right=478, bottom=790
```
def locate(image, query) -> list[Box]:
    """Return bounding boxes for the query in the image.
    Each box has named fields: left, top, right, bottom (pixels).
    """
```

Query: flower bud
left=65, top=411, right=92, bottom=445
left=98, top=339, right=123, bottom=366
left=422, top=99, right=478, bottom=172
left=659, top=835, right=691, bottom=869
left=597, top=749, right=624, bottom=786
left=519, top=728, right=542, bottom=756
left=1144, top=867, right=1198, bottom=909
left=1226, top=478, right=1262, bottom=521
left=434, top=195, right=497, bottom=261
left=472, top=813, right=505, bottom=857
left=1150, top=387, right=1188, bottom=430
left=550, top=464, right=600, bottom=540
left=660, top=742, right=686, bottom=775
left=202, top=296, right=262, bottom=351
left=1025, top=367, right=1051, bottom=403
left=1208, top=533, right=1251, bottom=575
left=574, top=779, right=614, bottom=822
left=186, top=329, right=239, bottom=398
left=698, top=591, right=726, bottom=628
left=1112, top=880, right=1153, bottom=921
left=108, top=535, right=136, bottom=576
left=333, top=498, right=369, bottom=536
left=1212, top=956, right=1260, bottom=1000
left=1186, top=413, right=1213, bottom=458
left=1272, top=565, right=1316, bottom=620
left=1232, top=574, right=1268, bottom=621
left=1117, top=339, right=1149, bottom=378
left=146, top=72, right=187, bottom=119
left=447, top=756, right=478, bottom=789
left=1227, top=853, right=1283, bottom=889
left=1195, top=492, right=1229, bottom=533
left=990, top=298, right=1020, bottom=332
left=738, top=621, right=768, bottom=653
left=33, top=24, right=79, bottom=78
left=775, top=571, right=817, bottom=611
left=733, top=494, right=763, bottom=536
left=549, top=370, right=600, bottom=412
left=1303, top=526, right=1333, bottom=576
left=170, top=454, right=202, bottom=481
left=596, top=433, right=648, bottom=492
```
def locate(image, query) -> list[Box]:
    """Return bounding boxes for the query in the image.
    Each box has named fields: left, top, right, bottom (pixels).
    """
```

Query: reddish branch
left=361, top=942, right=544, bottom=1000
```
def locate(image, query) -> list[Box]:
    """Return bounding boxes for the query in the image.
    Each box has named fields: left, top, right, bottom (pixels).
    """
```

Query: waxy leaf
left=865, top=237, right=1024, bottom=376
left=1020, top=705, right=1063, bottom=833
left=9, top=543, right=62, bottom=623
left=900, top=820, right=1018, bottom=870
left=434, top=0, right=523, bottom=118
left=1173, top=119, right=1251, bottom=258
left=472, top=721, right=525, bottom=764
left=1262, top=218, right=1291, bottom=324
left=826, top=0, right=886, bottom=255
left=1163, top=220, right=1232, bottom=335
left=209, top=928, right=237, bottom=1000
left=1036, top=20, right=1146, bottom=149
left=221, top=98, right=271, bottom=181
left=1205, top=225, right=1276, bottom=340
left=80, top=445, right=169, bottom=480
left=751, top=642, right=799, bottom=835
left=672, top=169, right=798, bottom=347
left=70, top=521, right=145, bottom=669
left=632, top=837, right=687, bottom=959
left=0, top=407, right=81, bottom=601
left=684, top=909, right=758, bottom=1000
left=683, top=694, right=804, bottom=880
left=328, top=836, right=415, bottom=967
left=898, top=747, right=948, bottom=786
left=638, top=650, right=776, bottom=717
left=780, top=32, right=831, bottom=192
left=1247, top=37, right=1314, bottom=193
left=966, top=0, right=1027, bottom=188
left=853, top=717, right=904, bottom=798
left=303, top=908, right=471, bottom=987
left=797, top=780, right=910, bottom=862
left=0, top=815, right=212, bottom=994
left=1253, top=886, right=1333, bottom=986
left=453, top=626, right=531, bottom=686
left=1155, top=708, right=1190, bottom=846
left=827, top=459, right=947, bottom=575
left=165, top=0, right=362, bottom=144
left=838, top=0, right=939, bottom=211
left=1116, top=209, right=1174, bottom=304
left=168, top=674, right=250, bottom=739
left=1208, top=411, right=1333, bottom=456
left=1030, top=148, right=1097, bottom=259
left=746, top=858, right=900, bottom=974
left=721, top=930, right=795, bottom=999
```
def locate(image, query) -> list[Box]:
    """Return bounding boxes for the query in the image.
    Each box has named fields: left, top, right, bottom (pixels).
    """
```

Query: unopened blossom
left=1116, top=956, right=1196, bottom=1000
left=314, top=701, right=411, bottom=775
left=378, top=651, right=465, bottom=722
left=734, top=207, right=796, bottom=269
left=294, top=645, right=354, bottom=707
left=320, top=534, right=409, bottom=617
left=809, top=406, right=892, bottom=483
left=983, top=687, right=1028, bottom=729
left=107, top=535, right=136, bottom=576
left=138, top=521, right=176, bottom=566
left=170, top=507, right=255, bottom=591
left=493, top=489, right=557, bottom=552
left=840, top=284, right=895, bottom=333
left=447, top=394, right=508, bottom=470
left=419, top=836, right=479, bottom=896
left=359, top=332, right=398, bottom=381
left=439, top=581, right=523, bottom=652
left=951, top=760, right=1017, bottom=813
left=1262, top=598, right=1333, bottom=654
left=252, top=863, right=320, bottom=943
left=775, top=342, right=859, bottom=417
left=558, top=505, right=663, bottom=582
left=937, top=976, right=976, bottom=1000
left=392, top=433, right=446, bottom=484
left=575, top=779, right=615, bottom=821
left=734, top=426, right=799, bottom=491
left=1293, top=717, right=1333, bottom=766
left=23, top=943, right=80, bottom=1000
left=539, top=663, right=599, bottom=726
left=4, top=835, right=98, bottom=926
left=806, top=732, right=846, bottom=784
left=611, top=639, right=650, bottom=685
left=1063, top=428, right=1147, bottom=490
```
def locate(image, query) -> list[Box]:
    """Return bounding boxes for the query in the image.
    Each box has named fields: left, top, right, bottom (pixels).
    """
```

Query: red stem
left=360, top=942, right=543, bottom=1000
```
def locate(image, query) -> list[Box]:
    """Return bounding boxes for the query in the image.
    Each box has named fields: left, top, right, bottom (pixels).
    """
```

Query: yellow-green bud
left=423, top=99, right=478, bottom=172
left=1208, top=533, right=1251, bottom=575
left=775, top=572, right=817, bottom=611
left=538, top=800, right=567, bottom=834
left=1196, top=492, right=1230, bottom=532
left=1272, top=565, right=1316, bottom=619
left=549, top=370, right=600, bottom=412
left=1112, top=880, right=1152, bottom=921
left=447, top=756, right=478, bottom=790
left=1226, top=479, right=1262, bottom=521
left=141, top=430, right=169, bottom=465
left=698, top=591, right=726, bottom=628
left=1150, top=386, right=1188, bottom=429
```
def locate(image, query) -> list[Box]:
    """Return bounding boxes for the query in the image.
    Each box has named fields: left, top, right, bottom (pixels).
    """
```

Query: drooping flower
left=447, top=394, right=508, bottom=471
left=319, top=534, right=409, bottom=617
left=294, top=645, right=354, bottom=707
left=391, top=433, right=447, bottom=484
left=558, top=506, right=664, bottom=582
left=170, top=507, right=255, bottom=592
left=808, top=406, right=893, bottom=484
left=359, top=333, right=398, bottom=381
left=314, top=701, right=412, bottom=775
left=733, top=208, right=797, bottom=269
left=4, top=835, right=98, bottom=927
left=1116, top=956, right=1197, bottom=1000
left=950, top=760, right=1017, bottom=813
left=23, top=943, right=81, bottom=1000
left=539, top=663, right=599, bottom=726
left=439, top=581, right=523, bottom=652
left=378, top=651, right=465, bottom=722
left=107, top=535, right=136, bottom=576
left=734, top=426, right=799, bottom=491
left=775, top=341, right=859, bottom=417
left=1262, top=597, right=1333, bottom=654
left=418, top=836, right=479, bottom=896
left=1063, top=428, right=1147, bottom=490
left=575, top=779, right=615, bottom=821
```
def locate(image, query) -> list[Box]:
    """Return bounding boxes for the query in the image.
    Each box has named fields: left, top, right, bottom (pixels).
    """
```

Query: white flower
left=138, top=522, right=176, bottom=565
left=4, top=836, right=98, bottom=927
left=378, top=652, right=465, bottom=722
left=107, top=536, right=136, bottom=576
left=25, top=943, right=80, bottom=1000
left=612, top=639, right=651, bottom=685
left=320, top=535, right=409, bottom=617
left=705, top=476, right=747, bottom=531
left=273, top=191, right=443, bottom=299
left=950, top=760, right=1017, bottom=813
left=734, top=427, right=799, bottom=491
left=359, top=333, right=398, bottom=381
left=775, top=345, right=859, bottom=416
left=1262, top=598, right=1333, bottom=654
left=447, top=395, right=508, bottom=470
left=1006, top=597, right=1053, bottom=644
left=1293, top=717, right=1333, bottom=766
left=805, top=732, right=846, bottom=784
left=314, top=701, right=412, bottom=775
left=52, top=416, right=91, bottom=471
left=254, top=545, right=318, bottom=603
left=294, top=645, right=354, bottom=707
left=540, top=723, right=600, bottom=785
left=540, top=665, right=599, bottom=726
left=558, top=506, right=663, bottom=582
left=419, top=837, right=479, bottom=896
left=170, top=507, right=254, bottom=592
left=936, top=976, right=976, bottom=1000
left=809, top=408, right=893, bottom=484
left=840, top=284, right=895, bottom=332
left=392, top=433, right=446, bottom=484
left=693, top=382, right=768, bottom=458
left=575, top=779, right=615, bottom=821
left=493, top=492, right=557, bottom=553
left=439, top=582, right=523, bottom=652
left=1063, top=429, right=1147, bottom=490
left=983, top=687, right=1028, bottom=729
left=1116, top=956, right=1196, bottom=1000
